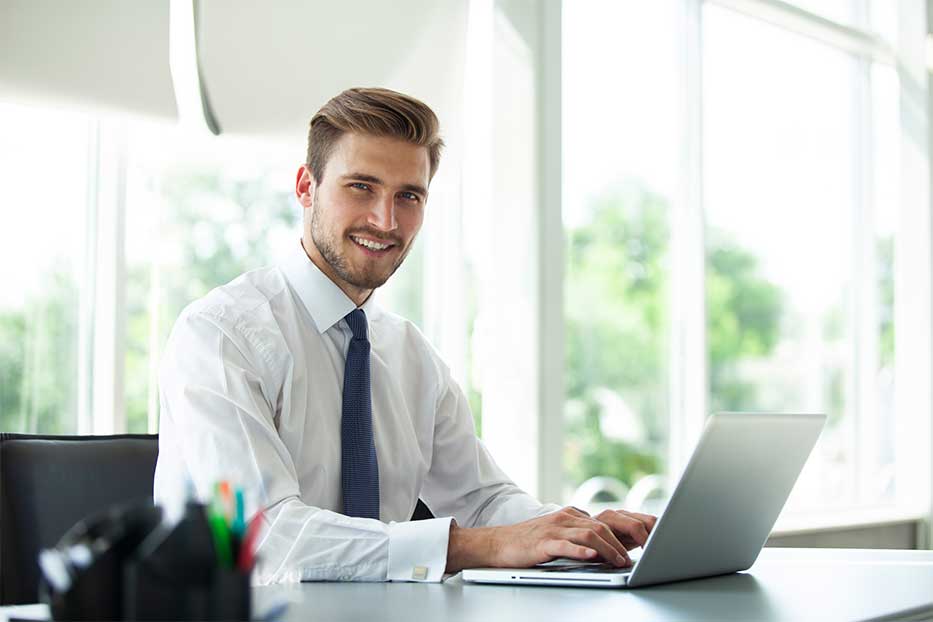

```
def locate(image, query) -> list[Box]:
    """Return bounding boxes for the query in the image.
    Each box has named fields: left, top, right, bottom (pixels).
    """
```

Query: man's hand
left=445, top=506, right=657, bottom=573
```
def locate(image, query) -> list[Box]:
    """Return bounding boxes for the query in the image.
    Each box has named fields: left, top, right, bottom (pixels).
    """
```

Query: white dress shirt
left=154, top=242, right=558, bottom=584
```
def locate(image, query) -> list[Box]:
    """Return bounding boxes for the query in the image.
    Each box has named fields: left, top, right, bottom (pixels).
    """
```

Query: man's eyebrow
left=341, top=173, right=427, bottom=197
left=342, top=173, right=384, bottom=185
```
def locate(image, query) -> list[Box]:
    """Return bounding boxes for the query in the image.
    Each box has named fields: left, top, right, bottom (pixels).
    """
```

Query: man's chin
left=341, top=251, right=404, bottom=289
left=340, top=268, right=395, bottom=291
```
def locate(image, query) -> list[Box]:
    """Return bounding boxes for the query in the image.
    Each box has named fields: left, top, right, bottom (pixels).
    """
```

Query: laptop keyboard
left=538, top=562, right=635, bottom=574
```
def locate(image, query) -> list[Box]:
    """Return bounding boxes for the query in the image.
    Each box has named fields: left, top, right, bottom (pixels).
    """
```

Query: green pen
left=232, top=488, right=246, bottom=538
left=231, top=488, right=246, bottom=562
left=209, top=490, right=233, bottom=568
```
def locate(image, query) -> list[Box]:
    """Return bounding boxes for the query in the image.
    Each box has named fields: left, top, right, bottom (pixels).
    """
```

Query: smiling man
left=154, top=87, right=655, bottom=584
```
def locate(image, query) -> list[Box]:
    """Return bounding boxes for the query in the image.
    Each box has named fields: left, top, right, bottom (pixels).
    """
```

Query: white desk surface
left=252, top=548, right=933, bottom=622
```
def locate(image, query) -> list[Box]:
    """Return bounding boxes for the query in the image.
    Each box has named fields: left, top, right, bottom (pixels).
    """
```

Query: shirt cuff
left=386, top=516, right=453, bottom=582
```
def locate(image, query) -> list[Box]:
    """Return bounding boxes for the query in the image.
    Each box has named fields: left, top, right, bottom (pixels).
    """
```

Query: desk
left=252, top=548, right=933, bottom=621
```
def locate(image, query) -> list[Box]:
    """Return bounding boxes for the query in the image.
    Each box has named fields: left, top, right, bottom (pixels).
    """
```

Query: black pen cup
left=123, top=501, right=252, bottom=621
left=209, top=566, right=252, bottom=621
left=124, top=557, right=251, bottom=621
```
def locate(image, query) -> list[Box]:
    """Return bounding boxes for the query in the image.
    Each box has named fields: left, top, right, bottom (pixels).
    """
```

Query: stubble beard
left=309, top=198, right=411, bottom=291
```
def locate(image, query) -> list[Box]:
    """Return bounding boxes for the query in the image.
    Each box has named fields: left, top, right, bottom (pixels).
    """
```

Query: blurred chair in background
left=0, top=434, right=158, bottom=604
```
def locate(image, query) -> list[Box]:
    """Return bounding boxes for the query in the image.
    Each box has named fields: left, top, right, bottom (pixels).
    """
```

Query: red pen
left=238, top=509, right=265, bottom=572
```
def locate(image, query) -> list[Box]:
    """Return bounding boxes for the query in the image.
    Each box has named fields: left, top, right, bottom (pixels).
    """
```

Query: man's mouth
left=350, top=234, right=397, bottom=254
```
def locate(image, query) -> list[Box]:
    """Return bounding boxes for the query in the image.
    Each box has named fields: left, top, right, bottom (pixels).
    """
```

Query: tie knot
left=345, top=308, right=368, bottom=341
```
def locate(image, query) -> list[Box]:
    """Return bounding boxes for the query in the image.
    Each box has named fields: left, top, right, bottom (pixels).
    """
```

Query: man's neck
left=300, top=237, right=372, bottom=307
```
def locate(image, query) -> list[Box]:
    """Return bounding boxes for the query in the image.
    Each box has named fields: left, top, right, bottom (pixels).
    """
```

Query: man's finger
left=567, top=516, right=629, bottom=561
left=618, top=509, right=657, bottom=532
left=565, top=527, right=631, bottom=567
left=542, top=539, right=598, bottom=562
left=596, top=511, right=650, bottom=548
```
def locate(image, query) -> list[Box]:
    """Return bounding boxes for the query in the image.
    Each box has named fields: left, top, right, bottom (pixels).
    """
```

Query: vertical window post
left=669, top=0, right=708, bottom=483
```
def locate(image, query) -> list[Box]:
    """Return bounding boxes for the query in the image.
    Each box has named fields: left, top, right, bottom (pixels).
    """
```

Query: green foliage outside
left=0, top=263, right=79, bottom=434
left=564, top=183, right=784, bottom=493
left=705, top=230, right=783, bottom=414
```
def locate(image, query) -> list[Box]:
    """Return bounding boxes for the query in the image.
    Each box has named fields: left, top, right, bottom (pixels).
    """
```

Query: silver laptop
left=463, top=412, right=826, bottom=588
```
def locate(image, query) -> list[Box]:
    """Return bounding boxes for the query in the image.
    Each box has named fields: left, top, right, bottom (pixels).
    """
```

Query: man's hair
left=306, top=87, right=444, bottom=185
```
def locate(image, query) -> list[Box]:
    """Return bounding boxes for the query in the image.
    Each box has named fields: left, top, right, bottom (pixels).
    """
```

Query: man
left=154, top=87, right=655, bottom=584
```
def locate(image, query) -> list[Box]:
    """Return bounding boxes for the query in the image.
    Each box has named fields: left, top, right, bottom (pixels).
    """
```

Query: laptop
left=462, top=412, right=826, bottom=588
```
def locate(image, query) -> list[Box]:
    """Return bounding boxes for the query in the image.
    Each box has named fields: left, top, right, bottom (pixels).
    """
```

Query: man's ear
left=295, top=165, right=315, bottom=208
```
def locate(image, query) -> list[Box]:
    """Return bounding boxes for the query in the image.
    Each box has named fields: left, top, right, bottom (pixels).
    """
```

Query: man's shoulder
left=183, top=266, right=289, bottom=326
left=172, top=267, right=296, bottom=359
left=166, top=266, right=294, bottom=374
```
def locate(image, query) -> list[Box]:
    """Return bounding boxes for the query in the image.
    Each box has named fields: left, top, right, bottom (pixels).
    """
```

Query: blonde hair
left=306, top=87, right=444, bottom=184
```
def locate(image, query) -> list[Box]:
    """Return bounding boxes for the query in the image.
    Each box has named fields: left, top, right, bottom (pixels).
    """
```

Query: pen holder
left=124, top=558, right=251, bottom=621
left=39, top=502, right=163, bottom=621
left=123, top=501, right=252, bottom=621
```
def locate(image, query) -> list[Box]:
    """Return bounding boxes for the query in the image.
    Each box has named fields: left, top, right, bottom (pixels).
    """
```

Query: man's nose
left=367, top=194, right=398, bottom=232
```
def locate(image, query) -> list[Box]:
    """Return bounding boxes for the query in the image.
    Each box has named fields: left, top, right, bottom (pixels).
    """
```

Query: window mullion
left=537, top=0, right=564, bottom=504
left=669, top=0, right=708, bottom=482
left=892, top=0, right=932, bottom=536
left=708, top=0, right=893, bottom=64
left=90, top=123, right=128, bottom=435
left=77, top=121, right=100, bottom=435
left=852, top=53, right=877, bottom=508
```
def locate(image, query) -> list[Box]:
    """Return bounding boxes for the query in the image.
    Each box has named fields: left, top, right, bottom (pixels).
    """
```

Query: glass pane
left=563, top=0, right=679, bottom=511
left=703, top=5, right=858, bottom=510
left=0, top=102, right=88, bottom=433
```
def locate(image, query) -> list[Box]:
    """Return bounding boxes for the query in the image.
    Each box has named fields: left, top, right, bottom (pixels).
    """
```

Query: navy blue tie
left=341, top=309, right=380, bottom=519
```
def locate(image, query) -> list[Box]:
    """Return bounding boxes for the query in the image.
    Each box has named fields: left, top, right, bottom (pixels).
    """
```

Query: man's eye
left=350, top=182, right=371, bottom=191
left=400, top=192, right=420, bottom=202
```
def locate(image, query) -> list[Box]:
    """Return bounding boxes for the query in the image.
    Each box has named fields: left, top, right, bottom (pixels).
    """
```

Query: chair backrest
left=0, top=433, right=158, bottom=604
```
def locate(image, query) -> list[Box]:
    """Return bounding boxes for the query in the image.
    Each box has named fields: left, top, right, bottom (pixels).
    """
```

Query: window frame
left=543, top=0, right=932, bottom=527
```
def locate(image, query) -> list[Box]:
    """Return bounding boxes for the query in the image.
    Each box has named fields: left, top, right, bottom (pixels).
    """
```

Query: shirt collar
left=280, top=241, right=380, bottom=334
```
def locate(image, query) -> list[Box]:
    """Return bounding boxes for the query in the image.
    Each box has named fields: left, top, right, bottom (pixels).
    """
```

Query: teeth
left=352, top=236, right=390, bottom=251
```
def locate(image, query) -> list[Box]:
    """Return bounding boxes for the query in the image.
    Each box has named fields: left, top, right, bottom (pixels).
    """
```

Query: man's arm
left=445, top=507, right=658, bottom=572
left=419, top=366, right=657, bottom=572
left=156, top=309, right=452, bottom=583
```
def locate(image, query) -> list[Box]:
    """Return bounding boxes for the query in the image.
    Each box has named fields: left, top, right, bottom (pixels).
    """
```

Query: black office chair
left=0, top=432, right=434, bottom=604
left=0, top=433, right=159, bottom=604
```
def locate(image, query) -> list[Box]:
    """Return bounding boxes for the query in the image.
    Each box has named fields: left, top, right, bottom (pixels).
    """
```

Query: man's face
left=297, top=133, right=430, bottom=302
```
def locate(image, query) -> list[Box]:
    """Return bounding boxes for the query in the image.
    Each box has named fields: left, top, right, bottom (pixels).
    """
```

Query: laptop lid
left=626, top=412, right=825, bottom=587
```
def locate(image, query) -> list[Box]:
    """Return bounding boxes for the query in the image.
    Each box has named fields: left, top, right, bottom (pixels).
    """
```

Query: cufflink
left=411, top=566, right=428, bottom=580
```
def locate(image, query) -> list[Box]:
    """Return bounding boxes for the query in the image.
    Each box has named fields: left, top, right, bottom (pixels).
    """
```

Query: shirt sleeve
left=154, top=309, right=451, bottom=584
left=418, top=367, right=562, bottom=529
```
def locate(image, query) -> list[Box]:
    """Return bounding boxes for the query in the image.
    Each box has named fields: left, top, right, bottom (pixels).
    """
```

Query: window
left=704, top=4, right=863, bottom=511
left=560, top=0, right=926, bottom=520
left=0, top=102, right=90, bottom=434
left=703, top=2, right=905, bottom=514
left=562, top=0, right=681, bottom=509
